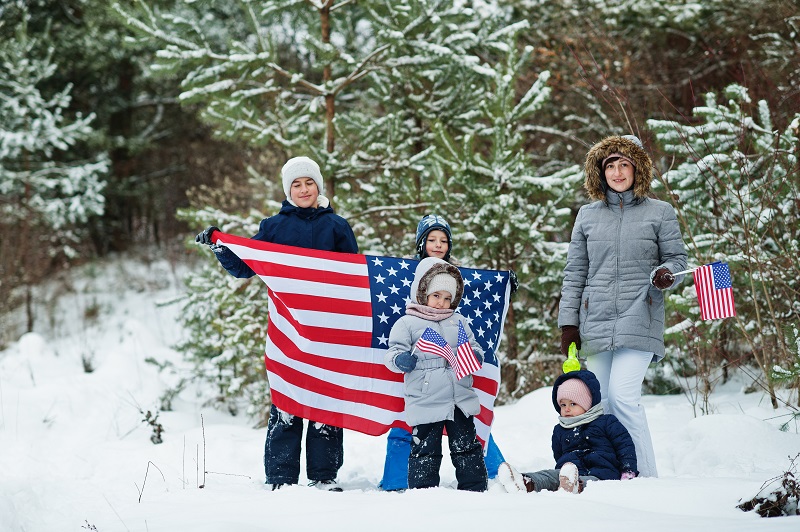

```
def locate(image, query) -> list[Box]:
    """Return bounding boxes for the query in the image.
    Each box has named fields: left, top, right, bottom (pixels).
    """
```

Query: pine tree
left=648, top=84, right=800, bottom=408
left=339, top=1, right=529, bottom=255
left=114, top=0, right=385, bottom=202
left=0, top=11, right=108, bottom=341
left=118, top=0, right=582, bottom=410
left=171, top=170, right=282, bottom=423
left=425, top=34, right=583, bottom=396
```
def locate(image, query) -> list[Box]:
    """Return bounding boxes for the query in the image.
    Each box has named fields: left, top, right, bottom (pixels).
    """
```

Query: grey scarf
left=558, top=403, right=604, bottom=429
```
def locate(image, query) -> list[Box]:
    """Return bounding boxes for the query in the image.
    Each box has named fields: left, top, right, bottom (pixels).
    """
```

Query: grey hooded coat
left=385, top=258, right=483, bottom=427
left=558, top=136, right=688, bottom=361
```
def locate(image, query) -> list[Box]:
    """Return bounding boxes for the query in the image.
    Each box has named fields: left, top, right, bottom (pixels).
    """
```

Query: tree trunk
left=98, top=58, right=136, bottom=254
left=321, top=1, right=336, bottom=202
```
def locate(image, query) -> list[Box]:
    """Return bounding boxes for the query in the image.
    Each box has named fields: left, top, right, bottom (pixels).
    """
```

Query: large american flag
left=694, top=261, right=736, bottom=320
left=213, top=231, right=510, bottom=446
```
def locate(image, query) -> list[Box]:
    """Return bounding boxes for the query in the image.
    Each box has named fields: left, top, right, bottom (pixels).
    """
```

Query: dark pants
left=408, top=408, right=488, bottom=492
left=264, top=404, right=343, bottom=485
left=380, top=429, right=505, bottom=490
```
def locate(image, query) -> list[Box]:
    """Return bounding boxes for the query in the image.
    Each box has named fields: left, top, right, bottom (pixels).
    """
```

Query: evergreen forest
left=2, top=0, right=798, bottom=424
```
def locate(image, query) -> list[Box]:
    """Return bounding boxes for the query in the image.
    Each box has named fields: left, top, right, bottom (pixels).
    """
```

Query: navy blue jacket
left=215, top=200, right=358, bottom=278
left=550, top=370, right=638, bottom=479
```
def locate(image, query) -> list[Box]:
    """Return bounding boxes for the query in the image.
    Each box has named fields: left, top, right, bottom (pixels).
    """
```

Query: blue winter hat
left=415, top=214, right=452, bottom=261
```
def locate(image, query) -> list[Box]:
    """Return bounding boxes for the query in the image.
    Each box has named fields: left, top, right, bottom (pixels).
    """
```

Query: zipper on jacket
left=612, top=194, right=624, bottom=350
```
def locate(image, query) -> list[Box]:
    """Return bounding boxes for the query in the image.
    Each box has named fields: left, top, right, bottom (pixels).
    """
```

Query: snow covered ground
left=1, top=254, right=798, bottom=531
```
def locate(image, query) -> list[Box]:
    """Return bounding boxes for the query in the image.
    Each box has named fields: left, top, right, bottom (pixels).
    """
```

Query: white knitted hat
left=426, top=272, right=458, bottom=300
left=281, top=156, right=324, bottom=198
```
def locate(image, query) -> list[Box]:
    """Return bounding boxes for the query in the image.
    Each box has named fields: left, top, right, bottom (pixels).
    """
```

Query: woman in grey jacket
left=385, top=257, right=488, bottom=491
left=557, top=135, right=688, bottom=477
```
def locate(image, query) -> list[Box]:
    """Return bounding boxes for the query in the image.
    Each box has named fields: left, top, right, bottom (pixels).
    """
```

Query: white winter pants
left=586, top=348, right=658, bottom=477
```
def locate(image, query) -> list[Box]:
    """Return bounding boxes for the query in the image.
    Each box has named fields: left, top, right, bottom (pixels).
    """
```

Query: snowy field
left=0, top=254, right=798, bottom=532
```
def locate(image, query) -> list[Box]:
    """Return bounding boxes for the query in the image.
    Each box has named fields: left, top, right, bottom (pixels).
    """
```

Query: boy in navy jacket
left=196, top=156, right=358, bottom=492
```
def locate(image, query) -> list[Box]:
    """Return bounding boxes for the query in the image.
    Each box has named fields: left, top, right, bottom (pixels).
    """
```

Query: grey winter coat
left=385, top=259, right=483, bottom=427
left=558, top=136, right=688, bottom=361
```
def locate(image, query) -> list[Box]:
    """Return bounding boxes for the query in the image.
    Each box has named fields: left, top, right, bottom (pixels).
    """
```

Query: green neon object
left=562, top=341, right=581, bottom=373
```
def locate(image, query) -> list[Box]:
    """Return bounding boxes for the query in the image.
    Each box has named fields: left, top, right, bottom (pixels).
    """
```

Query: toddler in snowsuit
left=385, top=257, right=488, bottom=491
left=499, top=369, right=637, bottom=493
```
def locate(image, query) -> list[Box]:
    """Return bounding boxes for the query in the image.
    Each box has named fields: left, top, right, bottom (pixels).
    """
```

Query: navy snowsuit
left=214, top=199, right=358, bottom=485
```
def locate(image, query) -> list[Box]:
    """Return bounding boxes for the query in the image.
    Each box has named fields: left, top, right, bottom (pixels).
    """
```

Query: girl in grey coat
left=385, top=257, right=488, bottom=491
left=558, top=135, right=688, bottom=477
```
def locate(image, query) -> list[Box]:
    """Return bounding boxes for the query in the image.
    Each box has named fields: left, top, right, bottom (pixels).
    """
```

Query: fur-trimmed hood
left=584, top=135, right=653, bottom=201
left=409, top=257, right=464, bottom=309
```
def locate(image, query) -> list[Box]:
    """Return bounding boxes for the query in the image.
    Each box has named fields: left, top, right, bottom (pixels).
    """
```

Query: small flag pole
left=672, top=267, right=699, bottom=276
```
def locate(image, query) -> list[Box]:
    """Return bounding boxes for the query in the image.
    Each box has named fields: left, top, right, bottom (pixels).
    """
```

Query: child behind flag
left=497, top=370, right=637, bottom=494
left=380, top=214, right=507, bottom=492
left=385, top=257, right=487, bottom=491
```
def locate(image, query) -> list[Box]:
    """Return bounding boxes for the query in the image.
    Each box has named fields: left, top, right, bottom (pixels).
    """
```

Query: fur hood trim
left=410, top=257, right=463, bottom=310
left=584, top=136, right=653, bottom=201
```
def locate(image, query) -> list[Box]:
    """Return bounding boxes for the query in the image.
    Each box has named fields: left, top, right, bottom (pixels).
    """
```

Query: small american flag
left=415, top=327, right=457, bottom=368
left=456, top=321, right=482, bottom=379
left=694, top=262, right=736, bottom=320
left=413, top=325, right=481, bottom=380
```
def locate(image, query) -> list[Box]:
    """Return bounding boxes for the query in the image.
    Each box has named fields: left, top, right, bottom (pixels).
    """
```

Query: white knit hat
left=281, top=156, right=324, bottom=198
left=426, top=273, right=458, bottom=301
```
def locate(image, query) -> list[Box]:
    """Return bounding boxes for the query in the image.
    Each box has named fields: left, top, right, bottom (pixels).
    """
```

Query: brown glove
left=560, top=325, right=581, bottom=356
left=652, top=268, right=675, bottom=290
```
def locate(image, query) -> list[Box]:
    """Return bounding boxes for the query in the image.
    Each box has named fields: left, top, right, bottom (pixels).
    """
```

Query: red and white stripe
left=456, top=342, right=482, bottom=380
left=415, top=340, right=455, bottom=362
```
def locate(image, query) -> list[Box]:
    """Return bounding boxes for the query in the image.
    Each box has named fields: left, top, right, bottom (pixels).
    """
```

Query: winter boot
left=270, top=483, right=285, bottom=491
left=558, top=462, right=582, bottom=494
left=498, top=462, right=534, bottom=493
left=309, top=479, right=344, bottom=492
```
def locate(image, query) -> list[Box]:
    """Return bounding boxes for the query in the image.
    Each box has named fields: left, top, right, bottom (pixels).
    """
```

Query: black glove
left=509, top=270, right=519, bottom=294
left=652, top=268, right=675, bottom=290
left=394, top=352, right=418, bottom=373
left=560, top=325, right=581, bottom=356
left=195, top=226, right=220, bottom=246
